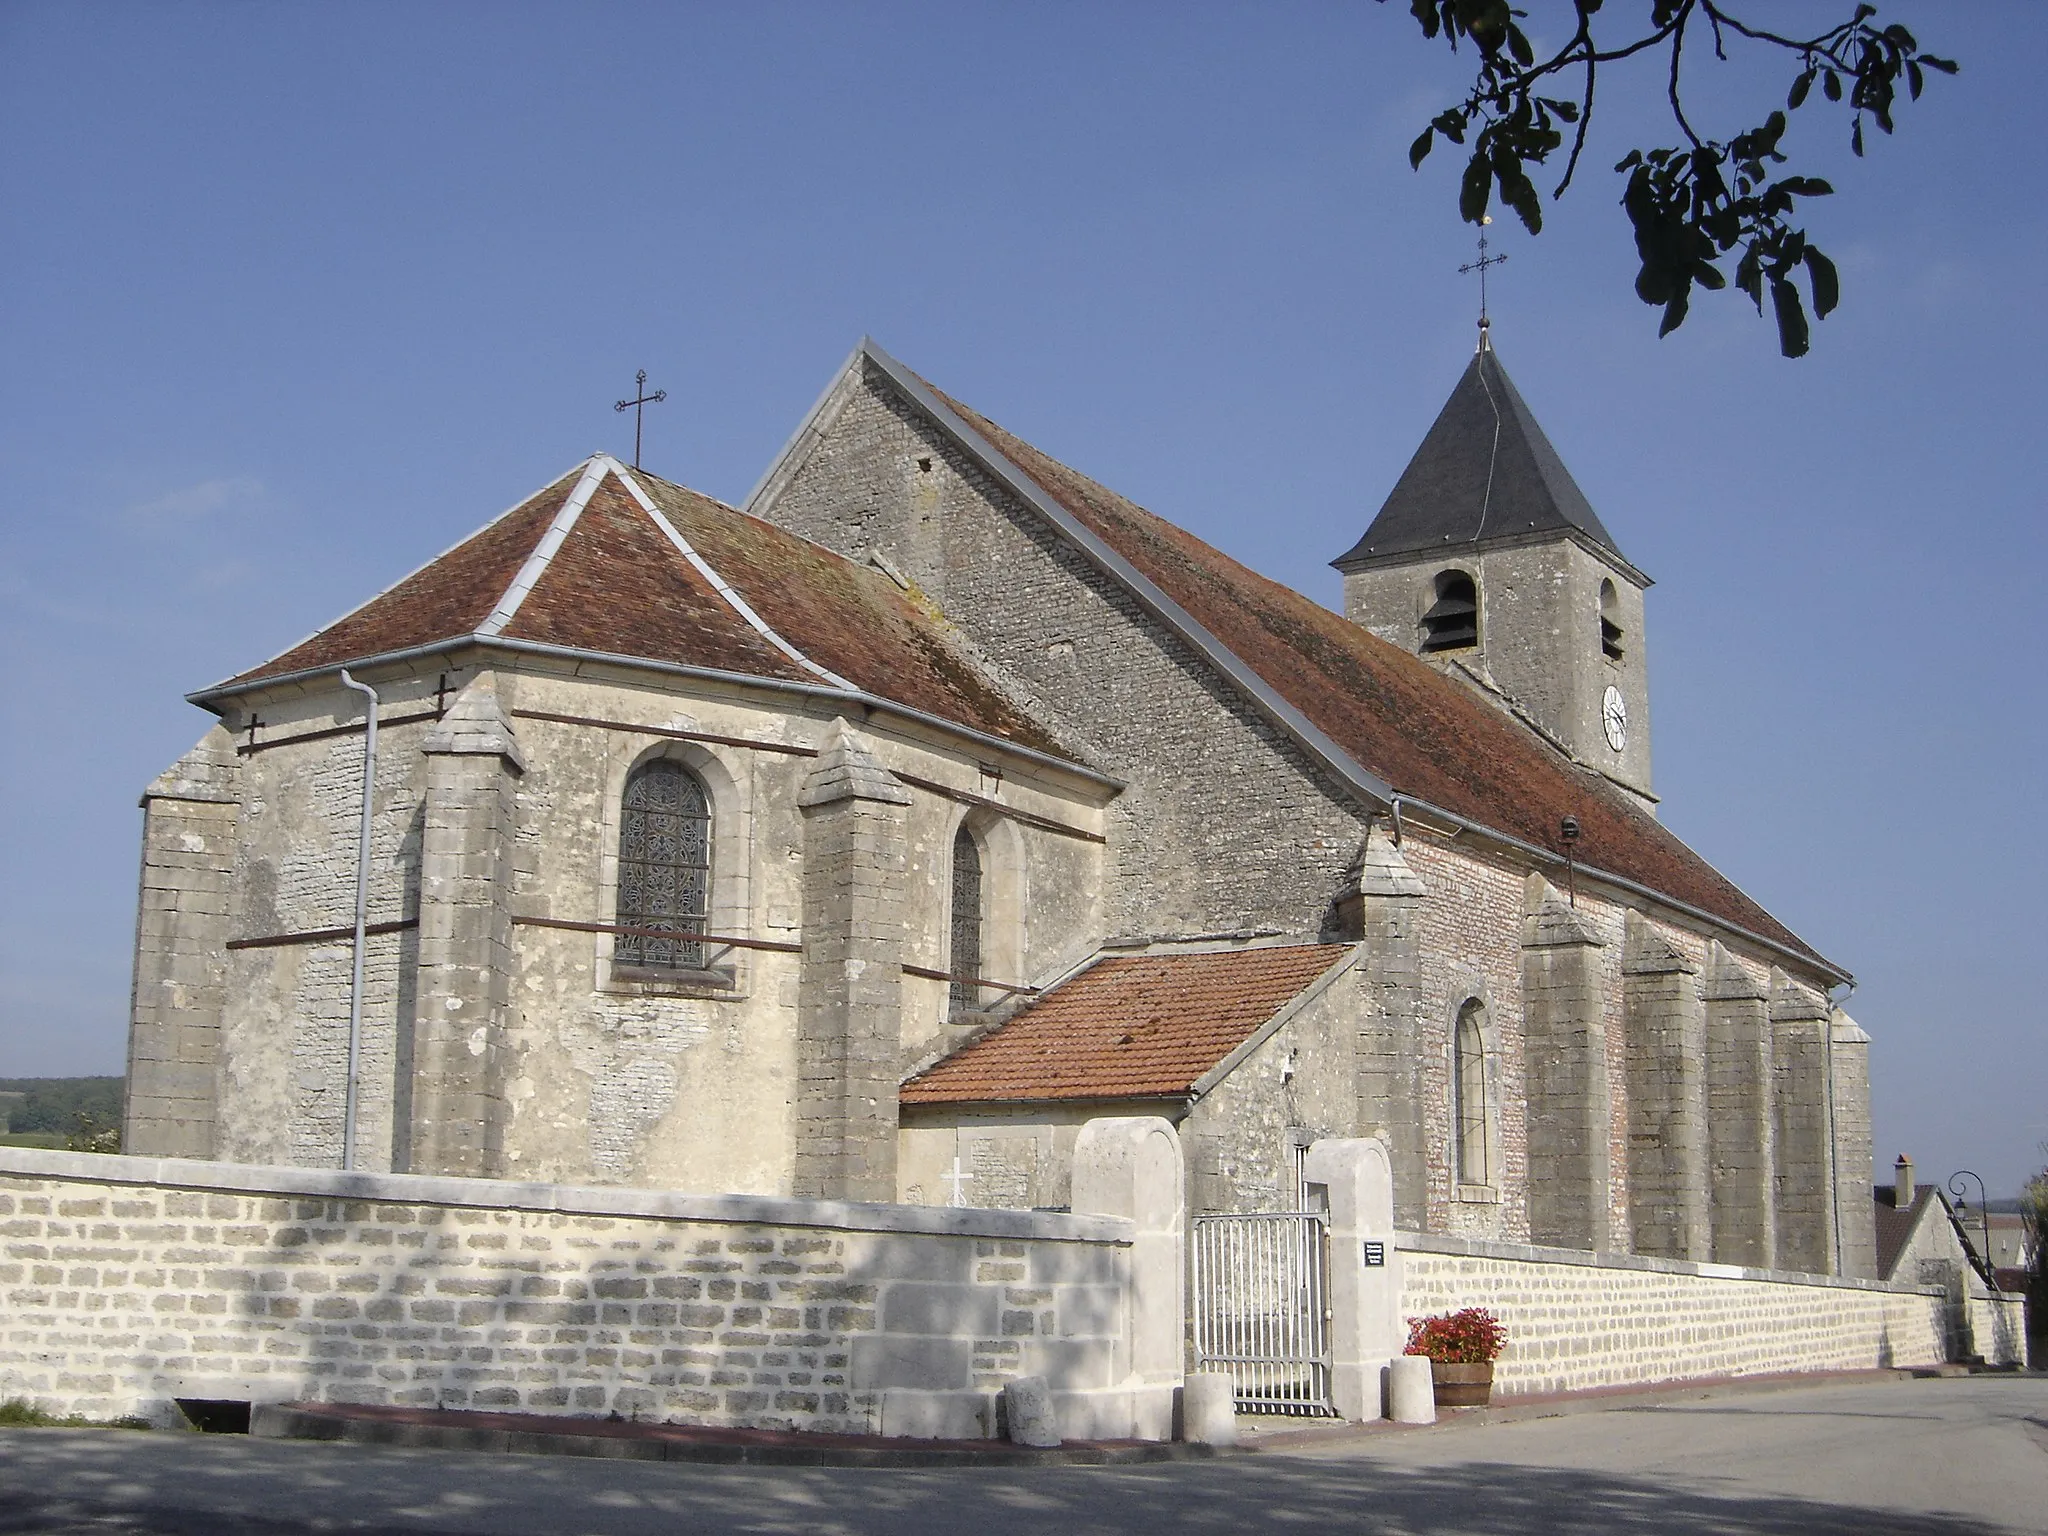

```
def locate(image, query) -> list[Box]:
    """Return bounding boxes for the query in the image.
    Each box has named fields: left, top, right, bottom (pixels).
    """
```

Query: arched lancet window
left=948, top=826, right=984, bottom=1016
left=1599, top=578, right=1625, bottom=662
left=1454, top=999, right=1490, bottom=1186
left=1421, top=570, right=1479, bottom=653
left=615, top=758, right=711, bottom=971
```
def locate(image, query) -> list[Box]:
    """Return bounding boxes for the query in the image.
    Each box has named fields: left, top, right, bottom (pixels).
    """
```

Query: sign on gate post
left=1303, top=1138, right=1400, bottom=1422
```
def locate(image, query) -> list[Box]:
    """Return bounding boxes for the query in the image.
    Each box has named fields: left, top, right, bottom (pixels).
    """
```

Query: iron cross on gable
left=1459, top=214, right=1508, bottom=336
left=614, top=369, right=667, bottom=470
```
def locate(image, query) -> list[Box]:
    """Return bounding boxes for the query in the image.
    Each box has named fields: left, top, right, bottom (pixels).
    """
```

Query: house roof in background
left=901, top=944, right=1349, bottom=1106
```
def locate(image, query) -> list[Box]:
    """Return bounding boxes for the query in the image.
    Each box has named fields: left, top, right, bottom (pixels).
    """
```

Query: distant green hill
left=0, top=1077, right=124, bottom=1140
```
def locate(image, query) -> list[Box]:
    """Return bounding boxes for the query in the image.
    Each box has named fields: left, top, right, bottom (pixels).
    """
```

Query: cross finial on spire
left=1459, top=215, right=1508, bottom=348
left=613, top=369, right=667, bottom=470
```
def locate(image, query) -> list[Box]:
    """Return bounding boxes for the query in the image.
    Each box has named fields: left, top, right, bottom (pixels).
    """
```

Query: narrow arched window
left=1454, top=999, right=1489, bottom=1185
left=1421, top=570, right=1479, bottom=653
left=1599, top=578, right=1625, bottom=662
left=948, top=827, right=984, bottom=1016
left=615, top=759, right=710, bottom=971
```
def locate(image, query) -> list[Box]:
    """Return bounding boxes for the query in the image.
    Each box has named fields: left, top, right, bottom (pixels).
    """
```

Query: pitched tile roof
left=1332, top=338, right=1636, bottom=575
left=865, top=353, right=1832, bottom=974
left=900, top=945, right=1349, bottom=1106
left=207, top=456, right=1071, bottom=761
left=1875, top=1184, right=1935, bottom=1280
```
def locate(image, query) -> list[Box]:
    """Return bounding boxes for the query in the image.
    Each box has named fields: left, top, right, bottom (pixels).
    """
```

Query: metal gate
left=1189, top=1212, right=1334, bottom=1416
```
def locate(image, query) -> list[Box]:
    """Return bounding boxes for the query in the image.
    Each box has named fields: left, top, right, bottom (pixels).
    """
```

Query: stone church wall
left=137, top=658, right=1108, bottom=1200
left=757, top=367, right=1367, bottom=943
left=0, top=1146, right=1161, bottom=1440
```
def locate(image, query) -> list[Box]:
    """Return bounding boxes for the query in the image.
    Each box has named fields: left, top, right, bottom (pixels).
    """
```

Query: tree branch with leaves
left=1395, top=1, right=1957, bottom=356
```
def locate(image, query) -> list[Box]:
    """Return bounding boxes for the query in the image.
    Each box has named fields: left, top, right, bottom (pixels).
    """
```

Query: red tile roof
left=918, top=381, right=1830, bottom=971
left=213, top=458, right=1070, bottom=760
left=901, top=945, right=1349, bottom=1106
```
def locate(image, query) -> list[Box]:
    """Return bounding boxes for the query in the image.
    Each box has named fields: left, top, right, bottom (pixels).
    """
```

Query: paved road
left=2, top=1376, right=2043, bottom=1535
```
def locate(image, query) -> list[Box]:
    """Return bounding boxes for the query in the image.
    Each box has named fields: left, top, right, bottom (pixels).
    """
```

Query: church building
left=125, top=334, right=1877, bottom=1279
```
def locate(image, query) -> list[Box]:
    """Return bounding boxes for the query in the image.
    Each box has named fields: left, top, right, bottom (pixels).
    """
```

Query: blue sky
left=2, top=2, right=2041, bottom=1196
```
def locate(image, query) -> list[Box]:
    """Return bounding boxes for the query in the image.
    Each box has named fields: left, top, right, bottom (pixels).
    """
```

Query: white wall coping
left=0, top=1148, right=1133, bottom=1245
left=1396, top=1229, right=1944, bottom=1298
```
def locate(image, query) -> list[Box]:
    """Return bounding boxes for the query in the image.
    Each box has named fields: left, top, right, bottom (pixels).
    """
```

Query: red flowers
left=1404, top=1307, right=1508, bottom=1364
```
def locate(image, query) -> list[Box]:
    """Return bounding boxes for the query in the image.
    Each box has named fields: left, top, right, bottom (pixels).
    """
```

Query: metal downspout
left=337, top=669, right=379, bottom=1172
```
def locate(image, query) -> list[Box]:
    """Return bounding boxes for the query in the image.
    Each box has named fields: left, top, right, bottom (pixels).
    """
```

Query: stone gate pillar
left=408, top=683, right=525, bottom=1177
left=1705, top=945, right=1775, bottom=1268
left=793, top=721, right=910, bottom=1203
left=1829, top=1009, right=1877, bottom=1279
left=125, top=729, right=242, bottom=1159
left=1303, top=1137, right=1401, bottom=1421
left=1336, top=827, right=1429, bottom=1223
left=1072, top=1115, right=1184, bottom=1422
left=1770, top=972, right=1836, bottom=1275
left=1622, top=914, right=1709, bottom=1260
left=1520, top=879, right=1612, bottom=1251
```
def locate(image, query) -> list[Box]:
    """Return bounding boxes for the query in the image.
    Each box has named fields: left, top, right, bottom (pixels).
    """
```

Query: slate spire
left=1333, top=335, right=1635, bottom=575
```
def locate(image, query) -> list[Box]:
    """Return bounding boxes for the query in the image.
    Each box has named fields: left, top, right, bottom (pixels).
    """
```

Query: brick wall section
left=126, top=730, right=241, bottom=1159
left=1397, top=1232, right=1986, bottom=1397
left=0, top=1150, right=1134, bottom=1433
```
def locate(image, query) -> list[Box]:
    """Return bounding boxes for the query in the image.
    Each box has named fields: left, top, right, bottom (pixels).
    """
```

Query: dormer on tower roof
left=1333, top=333, right=1646, bottom=587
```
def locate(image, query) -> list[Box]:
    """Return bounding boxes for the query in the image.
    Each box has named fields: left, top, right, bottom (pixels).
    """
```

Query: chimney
left=1894, top=1153, right=1915, bottom=1207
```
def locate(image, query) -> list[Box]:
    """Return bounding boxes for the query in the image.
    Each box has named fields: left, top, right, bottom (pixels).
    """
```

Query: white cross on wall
left=942, top=1155, right=975, bottom=1208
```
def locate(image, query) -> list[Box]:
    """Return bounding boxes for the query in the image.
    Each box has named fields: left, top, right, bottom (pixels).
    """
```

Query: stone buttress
left=793, top=721, right=911, bottom=1202
left=1334, top=827, right=1429, bottom=1222
left=1621, top=913, right=1709, bottom=1260
left=406, top=682, right=525, bottom=1176
left=125, top=728, right=242, bottom=1158
left=1519, top=877, right=1612, bottom=1251
left=1705, top=945, right=1775, bottom=1268
left=1829, top=1009, right=1878, bottom=1279
left=1769, top=971, right=1836, bottom=1275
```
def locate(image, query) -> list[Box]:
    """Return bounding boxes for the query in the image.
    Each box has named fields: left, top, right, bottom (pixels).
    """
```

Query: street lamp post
left=1948, top=1169, right=1994, bottom=1282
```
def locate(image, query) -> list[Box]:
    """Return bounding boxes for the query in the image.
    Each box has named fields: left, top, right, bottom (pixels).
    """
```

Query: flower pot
left=1429, top=1360, right=1494, bottom=1408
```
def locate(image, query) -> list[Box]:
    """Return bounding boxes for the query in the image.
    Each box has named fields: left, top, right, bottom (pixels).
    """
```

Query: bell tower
left=1333, top=333, right=1655, bottom=808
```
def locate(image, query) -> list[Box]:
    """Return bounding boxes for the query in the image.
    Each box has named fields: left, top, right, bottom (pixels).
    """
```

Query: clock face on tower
left=1602, top=685, right=1628, bottom=753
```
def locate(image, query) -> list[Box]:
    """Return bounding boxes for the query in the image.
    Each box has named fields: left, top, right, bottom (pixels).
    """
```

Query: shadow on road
left=0, top=1428, right=2024, bottom=1536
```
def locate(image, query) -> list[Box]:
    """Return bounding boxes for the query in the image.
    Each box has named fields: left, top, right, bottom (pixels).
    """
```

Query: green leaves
left=1389, top=0, right=1957, bottom=356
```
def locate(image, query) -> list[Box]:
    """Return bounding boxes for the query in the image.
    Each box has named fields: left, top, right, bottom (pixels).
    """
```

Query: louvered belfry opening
left=949, top=827, right=984, bottom=1017
left=1420, top=570, right=1479, bottom=653
left=1600, top=578, right=1625, bottom=661
left=616, top=759, right=710, bottom=971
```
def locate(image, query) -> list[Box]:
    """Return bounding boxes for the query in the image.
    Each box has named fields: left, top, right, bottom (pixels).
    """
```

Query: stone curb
left=251, top=1404, right=1226, bottom=1467
left=1236, top=1367, right=1939, bottom=1452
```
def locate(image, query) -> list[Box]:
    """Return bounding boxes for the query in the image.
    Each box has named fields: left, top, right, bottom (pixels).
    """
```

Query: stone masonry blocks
left=1520, top=882, right=1612, bottom=1252
left=1705, top=946, right=1776, bottom=1269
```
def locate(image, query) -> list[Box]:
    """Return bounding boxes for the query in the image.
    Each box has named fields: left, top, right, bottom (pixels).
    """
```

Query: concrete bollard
left=1003, top=1375, right=1061, bottom=1447
left=1181, top=1372, right=1238, bottom=1448
left=1388, top=1356, right=1435, bottom=1424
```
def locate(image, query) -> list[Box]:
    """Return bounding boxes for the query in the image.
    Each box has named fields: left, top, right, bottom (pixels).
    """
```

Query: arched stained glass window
left=948, top=827, right=984, bottom=1017
left=1454, top=999, right=1489, bottom=1186
left=615, top=759, right=710, bottom=971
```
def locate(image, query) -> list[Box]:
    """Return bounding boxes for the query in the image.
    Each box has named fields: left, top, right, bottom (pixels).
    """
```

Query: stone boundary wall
left=0, top=1149, right=1159, bottom=1440
left=1395, top=1230, right=2024, bottom=1397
